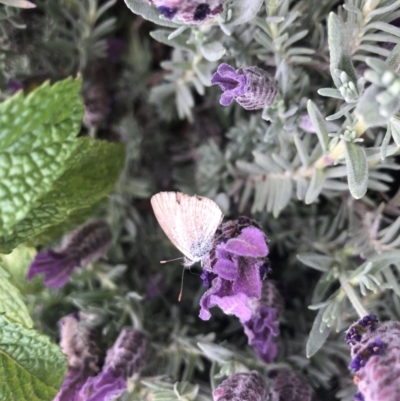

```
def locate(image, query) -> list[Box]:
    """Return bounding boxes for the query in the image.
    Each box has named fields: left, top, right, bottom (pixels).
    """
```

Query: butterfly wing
left=151, top=192, right=224, bottom=262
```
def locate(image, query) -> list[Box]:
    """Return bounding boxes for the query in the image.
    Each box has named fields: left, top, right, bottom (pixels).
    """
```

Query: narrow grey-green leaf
left=305, top=168, right=325, bottom=204
left=200, top=42, right=225, bottom=61
left=344, top=141, right=368, bottom=199
left=307, top=100, right=329, bottom=152
left=306, top=306, right=331, bottom=358
left=297, top=253, right=335, bottom=272
left=0, top=315, right=67, bottom=401
left=224, top=0, right=263, bottom=28
left=328, top=13, right=357, bottom=88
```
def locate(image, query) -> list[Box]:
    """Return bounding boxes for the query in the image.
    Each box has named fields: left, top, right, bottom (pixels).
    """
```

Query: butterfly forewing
left=151, top=192, right=224, bottom=263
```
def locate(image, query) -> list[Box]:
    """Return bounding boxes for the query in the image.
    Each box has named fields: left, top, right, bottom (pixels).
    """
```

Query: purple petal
left=54, top=368, right=91, bottom=401
left=225, top=227, right=268, bottom=257
left=220, top=92, right=235, bottom=106
left=214, top=257, right=238, bottom=280
left=232, top=260, right=262, bottom=299
left=27, top=250, right=78, bottom=288
left=77, top=369, right=126, bottom=401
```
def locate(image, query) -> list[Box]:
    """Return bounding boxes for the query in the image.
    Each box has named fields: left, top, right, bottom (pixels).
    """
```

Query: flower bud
left=211, top=64, right=278, bottom=110
left=268, top=368, right=312, bottom=401
left=213, top=371, right=267, bottom=401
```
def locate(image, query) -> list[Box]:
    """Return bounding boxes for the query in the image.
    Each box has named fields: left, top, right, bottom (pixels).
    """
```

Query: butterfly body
left=151, top=192, right=224, bottom=267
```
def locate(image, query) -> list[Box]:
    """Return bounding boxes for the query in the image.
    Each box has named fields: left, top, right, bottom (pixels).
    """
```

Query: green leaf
left=305, top=168, right=325, bottom=204
left=0, top=245, right=42, bottom=295
left=124, top=0, right=181, bottom=28
left=306, top=306, right=331, bottom=358
left=355, top=85, right=387, bottom=128
left=150, top=30, right=196, bottom=53
left=0, top=268, right=33, bottom=327
left=327, top=13, right=357, bottom=89
left=0, top=315, right=67, bottom=401
left=0, top=138, right=125, bottom=253
left=297, top=253, right=335, bottom=272
left=0, top=78, right=84, bottom=235
left=224, top=0, right=263, bottom=28
left=0, top=0, right=35, bottom=7
left=307, top=100, right=329, bottom=152
left=386, top=43, right=400, bottom=71
left=197, top=342, right=234, bottom=364
left=344, top=141, right=368, bottom=199
left=200, top=42, right=225, bottom=61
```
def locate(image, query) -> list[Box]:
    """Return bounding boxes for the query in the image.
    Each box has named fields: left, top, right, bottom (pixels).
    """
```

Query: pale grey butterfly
left=151, top=191, right=224, bottom=267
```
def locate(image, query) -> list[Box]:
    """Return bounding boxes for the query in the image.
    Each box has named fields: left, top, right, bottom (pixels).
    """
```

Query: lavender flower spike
left=77, top=328, right=149, bottom=401
left=213, top=371, right=267, bottom=401
left=211, top=63, right=278, bottom=110
left=346, top=315, right=400, bottom=401
left=268, top=368, right=312, bottom=401
left=199, top=217, right=269, bottom=323
left=27, top=221, right=112, bottom=288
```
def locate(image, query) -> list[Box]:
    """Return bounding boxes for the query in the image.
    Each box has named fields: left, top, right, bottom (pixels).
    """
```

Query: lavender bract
left=199, top=217, right=269, bottom=322
left=211, top=64, right=277, bottom=110
left=213, top=371, right=267, bottom=401
left=346, top=315, right=400, bottom=401
left=27, top=221, right=112, bottom=288
left=243, top=281, right=283, bottom=363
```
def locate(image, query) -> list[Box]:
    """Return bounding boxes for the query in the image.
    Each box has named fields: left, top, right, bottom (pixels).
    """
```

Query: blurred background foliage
left=4, top=0, right=400, bottom=400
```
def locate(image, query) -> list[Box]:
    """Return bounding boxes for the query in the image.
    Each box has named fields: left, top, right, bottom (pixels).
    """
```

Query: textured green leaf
left=306, top=306, right=331, bottom=358
left=0, top=138, right=125, bottom=253
left=0, top=77, right=84, bottom=235
left=0, top=0, right=36, bottom=7
left=328, top=13, right=357, bottom=89
left=344, top=141, right=368, bottom=199
left=0, top=268, right=33, bottom=327
left=150, top=30, right=196, bottom=53
left=0, top=315, right=67, bottom=401
left=307, top=100, right=329, bottom=152
left=0, top=245, right=42, bottom=295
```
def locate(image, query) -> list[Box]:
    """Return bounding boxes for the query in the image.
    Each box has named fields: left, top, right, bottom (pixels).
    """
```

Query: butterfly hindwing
left=151, top=192, right=224, bottom=262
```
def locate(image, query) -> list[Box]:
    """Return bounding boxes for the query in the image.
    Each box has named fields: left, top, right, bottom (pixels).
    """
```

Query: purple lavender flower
left=7, top=78, right=24, bottom=95
left=27, top=221, right=112, bottom=288
left=55, top=322, right=149, bottom=401
left=211, top=64, right=278, bottom=110
left=199, top=217, right=269, bottom=322
left=213, top=371, right=267, bottom=401
left=148, top=0, right=226, bottom=23
left=54, top=313, right=99, bottom=401
left=346, top=315, right=400, bottom=401
left=268, top=368, right=312, bottom=401
left=77, top=328, right=149, bottom=401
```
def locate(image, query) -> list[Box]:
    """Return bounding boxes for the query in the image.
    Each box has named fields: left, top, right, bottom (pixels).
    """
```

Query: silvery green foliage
left=120, top=1, right=400, bottom=400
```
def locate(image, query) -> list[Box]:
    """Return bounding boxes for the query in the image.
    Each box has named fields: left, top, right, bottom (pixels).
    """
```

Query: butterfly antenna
left=178, top=266, right=185, bottom=302
left=160, top=257, right=184, bottom=264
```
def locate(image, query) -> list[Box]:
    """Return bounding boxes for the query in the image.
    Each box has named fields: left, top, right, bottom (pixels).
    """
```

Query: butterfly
left=151, top=191, right=224, bottom=267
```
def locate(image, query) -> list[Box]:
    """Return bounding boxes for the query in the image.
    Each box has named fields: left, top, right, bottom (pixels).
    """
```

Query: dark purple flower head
left=268, top=368, right=312, bottom=401
left=149, top=0, right=226, bottom=24
left=346, top=314, right=379, bottom=345
left=7, top=78, right=24, bottom=94
left=213, top=371, right=267, bottom=401
left=347, top=317, right=400, bottom=401
left=106, top=38, right=126, bottom=63
left=199, top=217, right=269, bottom=322
left=158, top=6, right=178, bottom=18
left=27, top=221, right=112, bottom=288
left=211, top=64, right=278, bottom=110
